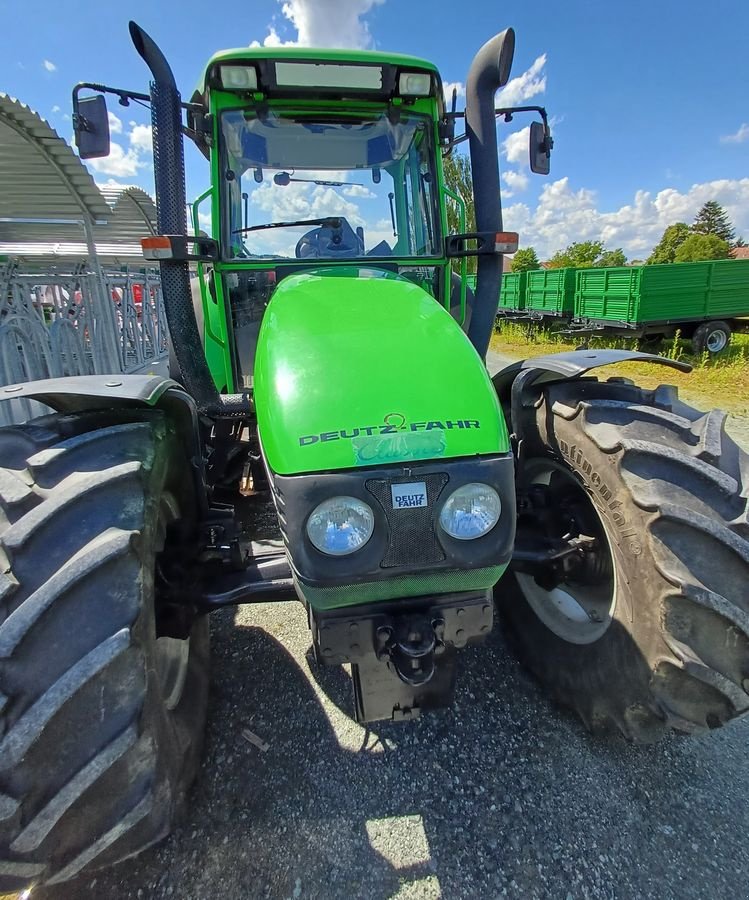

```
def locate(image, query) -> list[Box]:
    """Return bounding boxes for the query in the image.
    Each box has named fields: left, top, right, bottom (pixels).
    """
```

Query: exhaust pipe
left=129, top=22, right=250, bottom=418
left=465, top=28, right=515, bottom=361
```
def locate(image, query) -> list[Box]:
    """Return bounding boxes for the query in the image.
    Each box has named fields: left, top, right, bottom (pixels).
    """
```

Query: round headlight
left=439, top=483, right=501, bottom=540
left=306, top=496, right=375, bottom=556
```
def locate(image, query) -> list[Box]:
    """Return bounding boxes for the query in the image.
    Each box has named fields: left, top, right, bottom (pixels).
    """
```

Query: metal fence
left=0, top=261, right=167, bottom=426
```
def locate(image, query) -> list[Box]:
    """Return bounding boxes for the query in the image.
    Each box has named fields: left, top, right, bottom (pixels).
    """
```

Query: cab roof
left=198, top=46, right=441, bottom=96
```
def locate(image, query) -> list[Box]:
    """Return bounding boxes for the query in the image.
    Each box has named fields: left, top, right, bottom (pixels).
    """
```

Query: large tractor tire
left=498, top=377, right=749, bottom=742
left=0, top=410, right=209, bottom=891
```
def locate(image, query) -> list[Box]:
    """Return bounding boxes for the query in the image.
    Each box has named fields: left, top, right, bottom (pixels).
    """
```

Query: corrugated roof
left=0, top=95, right=158, bottom=261
left=0, top=94, right=112, bottom=243
left=0, top=241, right=147, bottom=269
left=95, top=185, right=157, bottom=242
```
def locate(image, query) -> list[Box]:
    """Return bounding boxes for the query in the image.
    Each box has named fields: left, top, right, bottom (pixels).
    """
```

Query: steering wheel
left=295, top=218, right=364, bottom=259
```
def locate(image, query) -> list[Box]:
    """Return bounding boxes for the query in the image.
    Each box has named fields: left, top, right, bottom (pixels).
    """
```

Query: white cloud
left=503, top=126, right=530, bottom=166
left=84, top=119, right=154, bottom=178
left=343, top=183, right=376, bottom=198
left=129, top=124, right=153, bottom=153
left=43, top=59, right=56, bottom=72
left=502, top=170, right=529, bottom=196
left=87, top=141, right=145, bottom=178
left=95, top=178, right=133, bottom=189
left=198, top=211, right=212, bottom=236
left=108, top=111, right=123, bottom=134
left=250, top=0, right=385, bottom=48
left=443, top=81, right=465, bottom=106
left=51, top=105, right=60, bottom=113
left=721, top=123, right=749, bottom=144
left=498, top=54, right=546, bottom=107
left=503, top=176, right=749, bottom=260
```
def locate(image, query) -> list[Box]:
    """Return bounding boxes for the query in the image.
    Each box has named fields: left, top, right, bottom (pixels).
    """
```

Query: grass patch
left=490, top=322, right=749, bottom=416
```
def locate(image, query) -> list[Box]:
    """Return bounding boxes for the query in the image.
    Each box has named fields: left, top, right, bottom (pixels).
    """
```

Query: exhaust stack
left=129, top=22, right=250, bottom=418
left=465, top=28, right=515, bottom=361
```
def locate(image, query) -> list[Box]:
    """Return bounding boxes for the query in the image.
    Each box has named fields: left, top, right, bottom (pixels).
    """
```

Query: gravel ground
left=39, top=349, right=749, bottom=900
left=44, top=601, right=749, bottom=900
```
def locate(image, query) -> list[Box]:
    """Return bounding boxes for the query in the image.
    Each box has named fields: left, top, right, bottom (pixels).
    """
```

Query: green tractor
left=1, top=21, right=747, bottom=891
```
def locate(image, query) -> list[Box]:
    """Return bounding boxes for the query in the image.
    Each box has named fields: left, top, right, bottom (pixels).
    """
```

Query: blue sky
left=1, top=0, right=747, bottom=258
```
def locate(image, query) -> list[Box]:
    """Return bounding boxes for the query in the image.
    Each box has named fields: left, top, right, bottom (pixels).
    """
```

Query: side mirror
left=529, top=120, right=551, bottom=175
left=73, top=95, right=111, bottom=159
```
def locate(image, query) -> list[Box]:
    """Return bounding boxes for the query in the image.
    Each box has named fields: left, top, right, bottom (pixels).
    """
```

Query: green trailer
left=524, top=267, right=576, bottom=317
left=574, top=259, right=749, bottom=353
left=499, top=271, right=525, bottom=312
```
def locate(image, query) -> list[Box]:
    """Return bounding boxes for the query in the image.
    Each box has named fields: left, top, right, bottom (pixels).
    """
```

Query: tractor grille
left=366, top=473, right=449, bottom=568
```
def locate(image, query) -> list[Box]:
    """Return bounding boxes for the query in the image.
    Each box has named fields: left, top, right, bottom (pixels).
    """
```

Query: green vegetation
left=595, top=248, right=627, bottom=267
left=546, top=240, right=627, bottom=269
left=646, top=222, right=691, bottom=264
left=443, top=152, right=477, bottom=273
left=491, top=321, right=749, bottom=414
left=511, top=247, right=541, bottom=272
left=674, top=232, right=731, bottom=262
left=692, top=199, right=736, bottom=245
left=647, top=202, right=743, bottom=265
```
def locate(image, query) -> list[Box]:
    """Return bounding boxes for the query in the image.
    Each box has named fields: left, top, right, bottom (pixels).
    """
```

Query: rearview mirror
left=529, top=120, right=551, bottom=175
left=73, top=95, right=111, bottom=159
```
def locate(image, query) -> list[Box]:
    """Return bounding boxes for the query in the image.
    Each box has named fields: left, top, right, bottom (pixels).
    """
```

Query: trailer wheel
left=0, top=411, right=209, bottom=891
left=498, top=378, right=749, bottom=742
left=692, top=320, right=731, bottom=354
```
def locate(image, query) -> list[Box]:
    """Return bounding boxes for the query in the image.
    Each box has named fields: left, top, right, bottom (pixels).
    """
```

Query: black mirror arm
left=443, top=104, right=553, bottom=154
left=495, top=105, right=554, bottom=152
left=72, top=82, right=203, bottom=123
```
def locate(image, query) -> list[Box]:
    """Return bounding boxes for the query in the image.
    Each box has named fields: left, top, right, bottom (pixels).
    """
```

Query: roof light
left=219, top=65, right=258, bottom=91
left=398, top=72, right=431, bottom=96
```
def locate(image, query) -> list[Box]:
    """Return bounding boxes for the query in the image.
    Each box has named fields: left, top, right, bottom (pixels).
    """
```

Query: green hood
left=254, top=268, right=509, bottom=474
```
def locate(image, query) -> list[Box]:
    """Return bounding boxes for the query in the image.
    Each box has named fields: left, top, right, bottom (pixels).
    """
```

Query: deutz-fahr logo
left=299, top=412, right=480, bottom=446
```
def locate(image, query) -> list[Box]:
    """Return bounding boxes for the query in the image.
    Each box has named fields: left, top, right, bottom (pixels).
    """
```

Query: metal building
left=0, top=94, right=166, bottom=424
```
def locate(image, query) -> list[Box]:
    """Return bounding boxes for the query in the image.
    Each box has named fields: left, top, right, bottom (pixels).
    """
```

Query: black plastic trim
left=492, top=348, right=692, bottom=406
left=270, top=454, right=516, bottom=587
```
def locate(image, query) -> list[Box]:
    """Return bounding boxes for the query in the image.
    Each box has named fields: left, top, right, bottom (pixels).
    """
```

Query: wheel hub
left=512, top=460, right=616, bottom=644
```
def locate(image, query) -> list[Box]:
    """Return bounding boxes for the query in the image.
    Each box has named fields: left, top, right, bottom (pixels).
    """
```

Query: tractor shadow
left=47, top=606, right=749, bottom=900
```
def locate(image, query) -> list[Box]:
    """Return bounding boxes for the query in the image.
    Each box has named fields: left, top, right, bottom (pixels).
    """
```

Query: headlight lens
left=439, top=483, right=501, bottom=540
left=306, top=496, right=375, bottom=556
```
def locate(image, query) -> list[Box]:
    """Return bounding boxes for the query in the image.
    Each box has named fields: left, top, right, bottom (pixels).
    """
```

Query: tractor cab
left=190, top=48, right=455, bottom=393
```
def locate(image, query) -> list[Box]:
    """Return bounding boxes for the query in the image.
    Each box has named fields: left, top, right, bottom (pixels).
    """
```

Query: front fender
left=0, top=373, right=181, bottom=413
left=491, top=349, right=692, bottom=445
left=0, top=374, right=207, bottom=508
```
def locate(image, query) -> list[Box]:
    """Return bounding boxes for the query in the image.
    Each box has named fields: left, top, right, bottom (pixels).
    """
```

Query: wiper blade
left=233, top=216, right=342, bottom=236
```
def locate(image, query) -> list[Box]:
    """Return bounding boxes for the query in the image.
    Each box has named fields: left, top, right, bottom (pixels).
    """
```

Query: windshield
left=220, top=110, right=441, bottom=260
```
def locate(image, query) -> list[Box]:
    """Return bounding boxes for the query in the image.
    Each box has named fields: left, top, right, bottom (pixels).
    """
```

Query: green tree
left=673, top=233, right=731, bottom=262
left=691, top=201, right=736, bottom=245
left=595, top=248, right=627, bottom=268
left=646, top=222, right=690, bottom=265
left=547, top=240, right=604, bottom=269
left=511, top=247, right=541, bottom=272
left=442, top=152, right=477, bottom=273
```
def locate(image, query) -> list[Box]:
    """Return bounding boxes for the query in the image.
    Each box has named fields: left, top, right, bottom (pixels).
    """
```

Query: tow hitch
left=311, top=593, right=493, bottom=723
